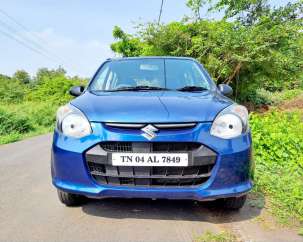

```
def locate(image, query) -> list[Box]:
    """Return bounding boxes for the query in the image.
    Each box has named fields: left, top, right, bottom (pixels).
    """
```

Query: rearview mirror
left=69, top=86, right=85, bottom=97
left=218, top=84, right=233, bottom=97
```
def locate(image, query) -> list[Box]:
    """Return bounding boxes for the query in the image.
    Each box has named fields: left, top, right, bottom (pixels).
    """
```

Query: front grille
left=152, top=142, right=200, bottom=152
left=100, top=142, right=201, bottom=153
left=105, top=122, right=197, bottom=129
left=101, top=142, right=132, bottom=152
left=86, top=142, right=217, bottom=187
left=87, top=163, right=213, bottom=186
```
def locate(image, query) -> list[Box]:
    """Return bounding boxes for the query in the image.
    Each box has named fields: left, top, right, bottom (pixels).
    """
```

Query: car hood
left=71, top=91, right=233, bottom=123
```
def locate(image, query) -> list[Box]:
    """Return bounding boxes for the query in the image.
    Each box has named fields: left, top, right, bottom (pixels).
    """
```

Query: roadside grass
left=0, top=127, right=52, bottom=144
left=0, top=101, right=56, bottom=144
left=254, top=89, right=303, bottom=106
left=193, top=230, right=239, bottom=242
left=250, top=110, right=303, bottom=231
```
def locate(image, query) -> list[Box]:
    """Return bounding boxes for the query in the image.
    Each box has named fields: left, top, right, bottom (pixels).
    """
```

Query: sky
left=0, top=0, right=293, bottom=78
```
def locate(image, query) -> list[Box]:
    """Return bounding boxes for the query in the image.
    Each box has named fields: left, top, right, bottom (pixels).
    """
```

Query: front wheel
left=57, top=189, right=86, bottom=207
left=220, top=195, right=247, bottom=210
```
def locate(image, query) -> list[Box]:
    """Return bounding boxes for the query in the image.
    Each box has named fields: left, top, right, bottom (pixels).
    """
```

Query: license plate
left=112, top=153, right=188, bottom=167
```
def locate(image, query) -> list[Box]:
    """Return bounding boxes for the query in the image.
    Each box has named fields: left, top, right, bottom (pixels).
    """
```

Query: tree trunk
left=225, top=62, right=242, bottom=85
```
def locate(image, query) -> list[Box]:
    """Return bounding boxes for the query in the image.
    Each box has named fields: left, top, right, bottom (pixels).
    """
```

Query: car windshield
left=89, top=58, right=212, bottom=91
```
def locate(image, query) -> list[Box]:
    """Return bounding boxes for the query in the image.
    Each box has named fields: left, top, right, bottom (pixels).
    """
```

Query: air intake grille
left=87, top=163, right=213, bottom=187
left=100, top=142, right=201, bottom=153
left=101, top=142, right=132, bottom=152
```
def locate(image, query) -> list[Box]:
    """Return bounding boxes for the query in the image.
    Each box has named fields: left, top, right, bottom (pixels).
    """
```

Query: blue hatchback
left=51, top=57, right=253, bottom=209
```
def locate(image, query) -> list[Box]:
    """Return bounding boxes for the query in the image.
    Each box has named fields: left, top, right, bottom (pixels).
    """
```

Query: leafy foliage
left=0, top=74, right=28, bottom=103
left=27, top=68, right=84, bottom=105
left=13, top=70, right=31, bottom=84
left=194, top=230, right=239, bottom=242
left=0, top=68, right=86, bottom=144
left=250, top=111, right=303, bottom=223
left=186, top=0, right=206, bottom=20
left=111, top=26, right=145, bottom=57
left=208, top=0, right=270, bottom=25
left=0, top=108, right=33, bottom=136
left=251, top=89, right=303, bottom=106
left=110, top=1, right=303, bottom=102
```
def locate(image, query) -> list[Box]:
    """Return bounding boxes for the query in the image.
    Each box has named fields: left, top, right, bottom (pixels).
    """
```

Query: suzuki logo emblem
left=141, top=124, right=158, bottom=140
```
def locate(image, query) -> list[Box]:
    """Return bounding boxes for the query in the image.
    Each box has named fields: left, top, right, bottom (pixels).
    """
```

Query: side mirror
left=218, top=84, right=233, bottom=97
left=69, top=86, right=85, bottom=97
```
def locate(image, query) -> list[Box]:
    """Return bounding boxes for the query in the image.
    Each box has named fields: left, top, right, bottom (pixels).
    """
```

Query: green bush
left=278, top=89, right=303, bottom=101
left=7, top=102, right=57, bottom=128
left=29, top=102, right=57, bottom=127
left=27, top=74, right=78, bottom=105
left=0, top=68, right=87, bottom=144
left=0, top=102, right=58, bottom=144
left=250, top=111, right=303, bottom=223
left=0, top=132, right=22, bottom=144
left=243, top=88, right=272, bottom=106
left=0, top=75, right=28, bottom=103
left=0, top=108, right=33, bottom=135
left=110, top=1, right=303, bottom=102
left=250, top=89, right=303, bottom=106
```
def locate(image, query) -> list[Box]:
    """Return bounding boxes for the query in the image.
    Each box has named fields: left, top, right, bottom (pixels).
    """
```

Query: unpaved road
left=0, top=134, right=302, bottom=242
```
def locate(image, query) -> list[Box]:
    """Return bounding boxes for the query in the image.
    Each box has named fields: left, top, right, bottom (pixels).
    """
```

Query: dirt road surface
left=0, top=134, right=301, bottom=242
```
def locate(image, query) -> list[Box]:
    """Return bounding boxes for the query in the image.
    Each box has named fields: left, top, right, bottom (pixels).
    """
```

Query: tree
left=186, top=0, right=205, bottom=20
left=209, top=0, right=270, bottom=25
left=0, top=74, right=26, bottom=102
left=110, top=26, right=144, bottom=57
left=34, top=67, right=67, bottom=84
left=110, top=1, right=303, bottom=101
left=27, top=67, right=84, bottom=104
left=13, top=70, right=31, bottom=84
left=188, top=0, right=303, bottom=25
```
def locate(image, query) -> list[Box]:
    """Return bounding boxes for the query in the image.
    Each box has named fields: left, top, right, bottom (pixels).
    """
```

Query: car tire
left=57, top=189, right=86, bottom=207
left=221, top=195, right=247, bottom=210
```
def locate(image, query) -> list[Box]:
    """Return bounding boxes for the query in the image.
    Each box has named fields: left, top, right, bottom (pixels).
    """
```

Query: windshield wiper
left=108, top=86, right=169, bottom=91
left=176, top=86, right=208, bottom=92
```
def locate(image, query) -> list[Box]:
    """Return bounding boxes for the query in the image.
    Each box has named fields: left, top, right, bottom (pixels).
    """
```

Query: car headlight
left=56, top=104, right=92, bottom=138
left=210, top=104, right=248, bottom=139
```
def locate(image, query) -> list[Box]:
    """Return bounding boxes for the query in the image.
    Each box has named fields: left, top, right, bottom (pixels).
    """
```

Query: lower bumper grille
left=87, top=163, right=213, bottom=186
left=86, top=142, right=217, bottom=187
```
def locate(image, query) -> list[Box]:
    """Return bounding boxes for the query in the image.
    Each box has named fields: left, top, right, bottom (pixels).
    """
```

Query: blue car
left=52, top=57, right=253, bottom=209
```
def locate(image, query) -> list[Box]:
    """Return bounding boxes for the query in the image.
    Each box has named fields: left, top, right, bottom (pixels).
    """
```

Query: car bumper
left=51, top=122, right=254, bottom=201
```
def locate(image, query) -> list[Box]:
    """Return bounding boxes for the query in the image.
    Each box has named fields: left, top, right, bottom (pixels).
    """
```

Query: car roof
left=106, top=56, right=197, bottom=62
